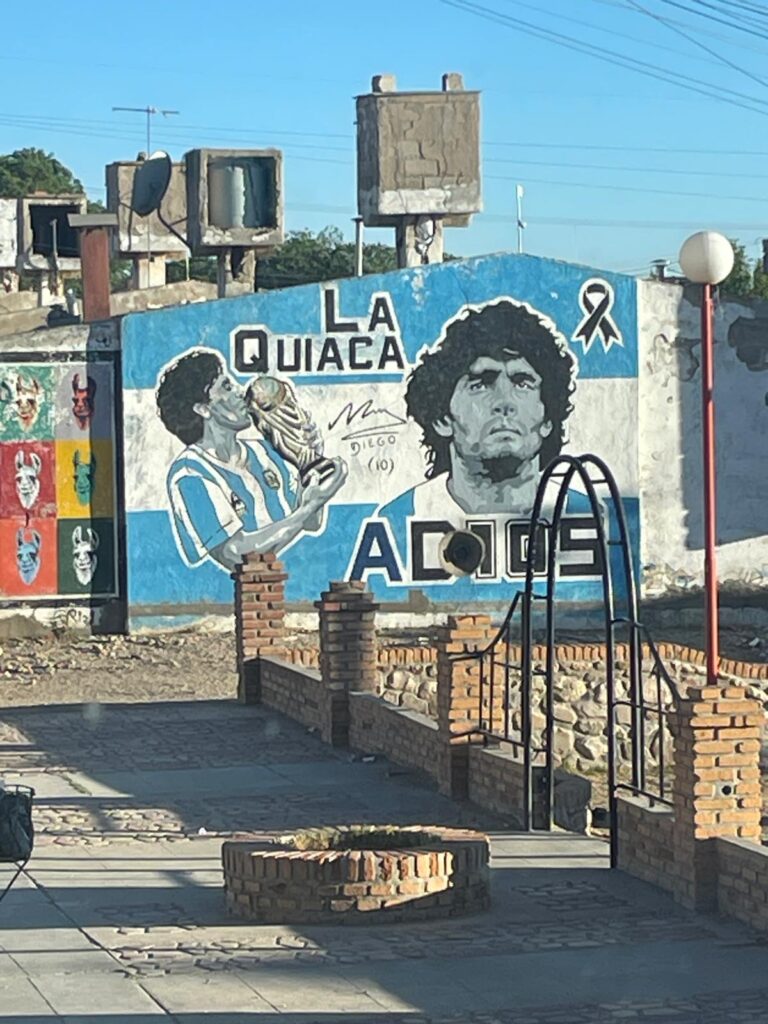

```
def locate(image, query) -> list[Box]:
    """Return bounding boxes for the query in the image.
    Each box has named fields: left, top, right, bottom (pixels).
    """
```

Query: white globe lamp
left=679, top=231, right=734, bottom=285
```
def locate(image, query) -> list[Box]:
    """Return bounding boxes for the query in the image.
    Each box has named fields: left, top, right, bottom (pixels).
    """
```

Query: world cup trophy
left=245, top=376, right=334, bottom=485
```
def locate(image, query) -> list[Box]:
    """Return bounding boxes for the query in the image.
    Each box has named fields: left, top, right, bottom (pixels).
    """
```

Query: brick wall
left=716, top=837, right=768, bottom=934
left=615, top=684, right=765, bottom=916
left=316, top=581, right=378, bottom=747
left=436, top=615, right=498, bottom=798
left=670, top=684, right=763, bottom=911
left=616, top=795, right=676, bottom=894
left=349, top=692, right=440, bottom=782
left=234, top=553, right=287, bottom=704
left=260, top=657, right=323, bottom=733
left=467, top=745, right=526, bottom=827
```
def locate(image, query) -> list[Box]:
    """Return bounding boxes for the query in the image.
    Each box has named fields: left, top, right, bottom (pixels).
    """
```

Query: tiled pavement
left=1, top=698, right=768, bottom=1022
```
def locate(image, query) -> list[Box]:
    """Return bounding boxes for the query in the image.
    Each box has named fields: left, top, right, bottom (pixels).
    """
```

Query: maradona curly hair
left=405, top=299, right=577, bottom=478
left=156, top=350, right=224, bottom=446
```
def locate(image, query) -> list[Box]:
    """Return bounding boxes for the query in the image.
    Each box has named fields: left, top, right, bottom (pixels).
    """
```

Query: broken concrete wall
left=638, top=279, right=768, bottom=601
left=356, top=83, right=481, bottom=226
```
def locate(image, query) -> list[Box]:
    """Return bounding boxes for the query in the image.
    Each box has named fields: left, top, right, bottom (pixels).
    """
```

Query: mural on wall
left=0, top=358, right=118, bottom=600
left=155, top=349, right=346, bottom=572
left=122, top=253, right=639, bottom=614
left=350, top=297, right=607, bottom=584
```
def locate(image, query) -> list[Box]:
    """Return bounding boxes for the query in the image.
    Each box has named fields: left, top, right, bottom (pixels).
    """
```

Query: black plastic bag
left=0, top=786, right=34, bottom=863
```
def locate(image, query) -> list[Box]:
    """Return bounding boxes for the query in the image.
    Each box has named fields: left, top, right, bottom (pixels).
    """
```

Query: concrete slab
left=63, top=764, right=289, bottom=799
left=0, top=926, right=95, bottom=952
left=239, top=966, right=398, bottom=1013
left=399, top=939, right=768, bottom=1009
left=31, top=969, right=166, bottom=1015
left=0, top=771, right=88, bottom=799
left=0, top=967, right=54, bottom=1015
left=139, top=971, right=276, bottom=1013
left=5, top=696, right=768, bottom=1023
left=10, top=947, right=125, bottom=977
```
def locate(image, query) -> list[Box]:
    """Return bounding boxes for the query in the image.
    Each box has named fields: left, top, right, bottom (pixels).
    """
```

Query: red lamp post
left=678, top=232, right=735, bottom=687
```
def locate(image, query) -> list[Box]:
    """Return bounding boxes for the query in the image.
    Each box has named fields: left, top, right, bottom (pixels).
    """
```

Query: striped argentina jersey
left=167, top=440, right=297, bottom=567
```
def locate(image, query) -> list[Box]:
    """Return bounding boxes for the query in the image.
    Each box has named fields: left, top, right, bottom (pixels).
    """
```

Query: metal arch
left=444, top=452, right=679, bottom=865
left=579, top=453, right=644, bottom=792
left=520, top=454, right=635, bottom=868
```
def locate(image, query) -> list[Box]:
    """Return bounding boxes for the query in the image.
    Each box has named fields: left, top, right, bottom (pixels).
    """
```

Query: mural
left=155, top=349, right=345, bottom=573
left=122, top=253, right=638, bottom=615
left=0, top=359, right=118, bottom=600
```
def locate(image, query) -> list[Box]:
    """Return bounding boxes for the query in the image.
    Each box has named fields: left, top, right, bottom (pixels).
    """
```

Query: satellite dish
left=131, top=151, right=172, bottom=217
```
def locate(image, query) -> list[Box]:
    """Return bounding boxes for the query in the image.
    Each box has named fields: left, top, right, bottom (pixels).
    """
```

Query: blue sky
left=3, top=0, right=768, bottom=276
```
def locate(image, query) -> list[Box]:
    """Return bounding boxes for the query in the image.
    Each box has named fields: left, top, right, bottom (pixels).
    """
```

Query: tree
left=166, top=225, right=451, bottom=291
left=257, top=226, right=393, bottom=289
left=0, top=148, right=84, bottom=198
left=752, top=259, right=768, bottom=301
left=721, top=240, right=754, bottom=297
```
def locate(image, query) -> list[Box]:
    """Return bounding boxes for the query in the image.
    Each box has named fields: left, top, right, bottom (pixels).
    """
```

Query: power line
left=484, top=139, right=768, bottom=155
left=486, top=155, right=768, bottom=178
left=439, top=0, right=768, bottom=115
left=622, top=0, right=768, bottom=89
left=479, top=212, right=768, bottom=228
left=0, top=115, right=352, bottom=165
left=493, top=0, right=727, bottom=64
left=658, top=0, right=768, bottom=43
left=687, top=0, right=768, bottom=29
left=9, top=108, right=768, bottom=161
left=487, top=172, right=768, bottom=203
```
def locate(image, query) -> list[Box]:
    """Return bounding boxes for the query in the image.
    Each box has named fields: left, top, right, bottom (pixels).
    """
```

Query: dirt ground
left=0, top=620, right=764, bottom=709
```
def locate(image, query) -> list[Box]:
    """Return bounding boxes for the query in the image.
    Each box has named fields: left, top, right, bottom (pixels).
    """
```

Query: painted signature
left=327, top=400, right=407, bottom=443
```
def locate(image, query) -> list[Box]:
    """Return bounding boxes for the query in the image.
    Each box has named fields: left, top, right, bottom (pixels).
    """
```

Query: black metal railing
left=448, top=454, right=680, bottom=869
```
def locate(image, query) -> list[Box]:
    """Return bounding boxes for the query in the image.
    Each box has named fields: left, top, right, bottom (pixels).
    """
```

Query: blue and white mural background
left=121, top=252, right=638, bottom=620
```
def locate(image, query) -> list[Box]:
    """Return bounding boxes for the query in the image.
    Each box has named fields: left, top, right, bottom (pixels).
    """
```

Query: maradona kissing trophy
left=245, top=376, right=333, bottom=485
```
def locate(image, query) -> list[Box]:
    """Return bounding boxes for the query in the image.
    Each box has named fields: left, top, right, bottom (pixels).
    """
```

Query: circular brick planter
left=222, top=825, right=491, bottom=924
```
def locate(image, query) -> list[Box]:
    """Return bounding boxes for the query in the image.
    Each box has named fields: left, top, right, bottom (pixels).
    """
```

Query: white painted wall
left=638, top=279, right=768, bottom=598
left=0, top=198, right=17, bottom=270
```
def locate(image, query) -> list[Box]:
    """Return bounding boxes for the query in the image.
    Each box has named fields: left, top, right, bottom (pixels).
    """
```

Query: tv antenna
left=112, top=105, right=180, bottom=162
left=112, top=105, right=180, bottom=278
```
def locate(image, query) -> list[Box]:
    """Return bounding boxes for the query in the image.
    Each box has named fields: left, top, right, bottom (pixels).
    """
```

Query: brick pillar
left=316, top=581, right=378, bottom=747
left=436, top=615, right=497, bottom=798
left=669, top=683, right=763, bottom=910
left=234, top=552, right=287, bottom=704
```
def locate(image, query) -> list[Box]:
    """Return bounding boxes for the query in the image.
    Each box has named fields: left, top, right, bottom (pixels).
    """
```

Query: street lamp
left=678, top=231, right=734, bottom=687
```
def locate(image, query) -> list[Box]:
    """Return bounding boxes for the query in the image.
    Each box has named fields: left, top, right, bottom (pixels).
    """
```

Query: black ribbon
left=574, top=280, right=621, bottom=352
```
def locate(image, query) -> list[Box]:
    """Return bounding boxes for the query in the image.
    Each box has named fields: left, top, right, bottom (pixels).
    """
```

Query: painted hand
left=299, top=457, right=348, bottom=513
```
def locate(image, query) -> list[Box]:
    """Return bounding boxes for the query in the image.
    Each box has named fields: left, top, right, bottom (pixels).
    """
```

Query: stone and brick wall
left=716, top=837, right=768, bottom=934
left=349, top=692, right=440, bottom=781
left=377, top=646, right=438, bottom=717
left=670, top=684, right=763, bottom=911
left=616, top=795, right=676, bottom=894
left=615, top=684, right=765, bottom=917
left=232, top=561, right=768, bottom=934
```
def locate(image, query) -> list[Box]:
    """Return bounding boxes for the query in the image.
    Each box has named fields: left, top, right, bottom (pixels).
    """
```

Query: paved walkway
left=1, top=698, right=768, bottom=1022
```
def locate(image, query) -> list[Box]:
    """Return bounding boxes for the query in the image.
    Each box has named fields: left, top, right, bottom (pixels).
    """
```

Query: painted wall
left=122, top=252, right=639, bottom=624
left=0, top=320, right=123, bottom=634
left=639, top=280, right=768, bottom=598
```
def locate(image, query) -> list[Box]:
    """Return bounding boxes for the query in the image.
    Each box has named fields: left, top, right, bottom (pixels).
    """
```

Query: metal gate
left=453, top=454, right=679, bottom=868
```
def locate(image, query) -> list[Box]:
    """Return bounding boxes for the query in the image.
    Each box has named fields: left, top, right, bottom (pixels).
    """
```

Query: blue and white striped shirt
left=167, top=441, right=296, bottom=568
